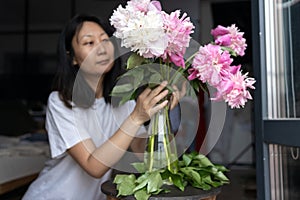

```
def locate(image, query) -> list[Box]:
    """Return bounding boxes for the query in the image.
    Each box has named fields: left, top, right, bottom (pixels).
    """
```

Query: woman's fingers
left=132, top=81, right=170, bottom=124
left=180, top=81, right=187, bottom=98
left=139, top=81, right=168, bottom=106
left=170, top=85, right=179, bottom=110
left=148, top=81, right=168, bottom=99
left=149, top=89, right=168, bottom=107
left=138, top=87, right=151, bottom=100
left=150, top=99, right=169, bottom=116
left=144, top=83, right=169, bottom=117
left=133, top=80, right=190, bottom=124
left=170, top=81, right=187, bottom=109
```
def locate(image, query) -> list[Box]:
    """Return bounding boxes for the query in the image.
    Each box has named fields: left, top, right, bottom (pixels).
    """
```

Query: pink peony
left=189, top=44, right=233, bottom=87
left=161, top=10, right=194, bottom=67
left=211, top=24, right=247, bottom=56
left=214, top=71, right=256, bottom=108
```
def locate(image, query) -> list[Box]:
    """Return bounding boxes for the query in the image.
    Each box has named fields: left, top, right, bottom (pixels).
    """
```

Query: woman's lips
left=96, top=59, right=110, bottom=65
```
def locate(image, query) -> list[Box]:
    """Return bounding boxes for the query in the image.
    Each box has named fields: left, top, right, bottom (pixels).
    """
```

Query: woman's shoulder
left=47, top=91, right=63, bottom=106
left=45, top=91, right=78, bottom=125
left=48, top=91, right=60, bottom=101
left=47, top=91, right=70, bottom=110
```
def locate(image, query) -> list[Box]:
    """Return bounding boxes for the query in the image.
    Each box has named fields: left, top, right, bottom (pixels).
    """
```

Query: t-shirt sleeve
left=45, top=92, right=90, bottom=158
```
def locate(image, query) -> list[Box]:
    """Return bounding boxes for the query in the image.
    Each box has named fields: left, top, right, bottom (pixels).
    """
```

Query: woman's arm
left=67, top=117, right=139, bottom=178
left=67, top=81, right=169, bottom=178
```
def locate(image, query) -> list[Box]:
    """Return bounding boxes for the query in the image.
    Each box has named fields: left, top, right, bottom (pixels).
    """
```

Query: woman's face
left=71, top=21, right=114, bottom=78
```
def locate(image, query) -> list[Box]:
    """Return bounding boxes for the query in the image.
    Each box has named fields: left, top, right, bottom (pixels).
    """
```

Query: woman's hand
left=170, top=81, right=187, bottom=110
left=130, top=81, right=169, bottom=125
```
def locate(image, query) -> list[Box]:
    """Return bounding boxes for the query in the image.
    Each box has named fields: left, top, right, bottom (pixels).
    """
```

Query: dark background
left=0, top=0, right=252, bottom=136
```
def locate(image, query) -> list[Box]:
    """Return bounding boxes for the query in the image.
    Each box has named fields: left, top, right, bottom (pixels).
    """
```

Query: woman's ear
left=72, top=58, right=78, bottom=66
left=67, top=51, right=78, bottom=65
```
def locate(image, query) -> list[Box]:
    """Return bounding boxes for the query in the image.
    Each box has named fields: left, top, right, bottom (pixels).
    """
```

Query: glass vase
left=144, top=106, right=178, bottom=174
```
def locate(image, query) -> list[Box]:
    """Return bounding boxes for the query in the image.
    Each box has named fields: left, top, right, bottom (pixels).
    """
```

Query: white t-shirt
left=23, top=91, right=143, bottom=200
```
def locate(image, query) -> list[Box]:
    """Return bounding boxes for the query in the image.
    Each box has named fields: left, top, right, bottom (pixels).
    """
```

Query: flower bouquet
left=109, top=0, right=255, bottom=199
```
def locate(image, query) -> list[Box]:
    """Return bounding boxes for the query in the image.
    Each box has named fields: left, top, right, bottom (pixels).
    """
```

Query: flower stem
left=148, top=113, right=158, bottom=172
left=184, top=51, right=198, bottom=65
left=145, top=95, right=178, bottom=174
left=162, top=107, right=171, bottom=171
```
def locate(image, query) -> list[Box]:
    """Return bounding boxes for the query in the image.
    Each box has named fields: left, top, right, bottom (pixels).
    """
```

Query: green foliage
left=114, top=174, right=136, bottom=196
left=126, top=52, right=146, bottom=70
left=110, top=53, right=203, bottom=106
left=113, top=152, right=230, bottom=200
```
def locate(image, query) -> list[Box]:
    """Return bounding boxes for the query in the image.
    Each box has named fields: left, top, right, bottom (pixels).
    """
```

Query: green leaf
left=121, top=67, right=145, bottom=88
left=171, top=174, right=185, bottom=191
left=133, top=71, right=145, bottom=89
left=200, top=166, right=218, bottom=175
left=134, top=173, right=150, bottom=192
left=201, top=173, right=214, bottom=185
left=214, top=164, right=230, bottom=172
left=113, top=174, right=136, bottom=196
left=180, top=167, right=202, bottom=185
left=151, top=188, right=164, bottom=194
left=147, top=66, right=161, bottom=74
left=134, top=189, right=151, bottom=200
left=131, top=162, right=146, bottom=173
left=127, top=53, right=146, bottom=70
left=189, top=151, right=200, bottom=158
left=160, top=169, right=171, bottom=180
left=160, top=169, right=185, bottom=191
left=182, top=154, right=192, bottom=166
left=111, top=83, right=133, bottom=94
left=215, top=171, right=230, bottom=182
left=116, top=68, right=147, bottom=99
left=149, top=73, right=163, bottom=85
left=194, top=154, right=214, bottom=167
left=210, top=181, right=224, bottom=188
left=177, top=160, right=186, bottom=167
left=192, top=182, right=212, bottom=191
left=147, top=171, right=163, bottom=193
left=118, top=90, right=137, bottom=105
left=121, top=66, right=143, bottom=78
left=113, top=174, right=136, bottom=184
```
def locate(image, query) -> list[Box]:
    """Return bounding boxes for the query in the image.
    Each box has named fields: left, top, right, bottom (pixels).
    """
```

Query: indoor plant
left=109, top=0, right=256, bottom=199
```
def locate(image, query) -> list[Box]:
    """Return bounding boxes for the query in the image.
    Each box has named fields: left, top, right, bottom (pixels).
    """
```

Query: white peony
left=120, top=11, right=167, bottom=58
left=110, top=5, right=132, bottom=38
left=127, top=0, right=151, bottom=13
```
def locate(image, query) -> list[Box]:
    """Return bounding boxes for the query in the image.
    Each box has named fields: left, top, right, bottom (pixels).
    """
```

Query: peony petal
left=211, top=25, right=229, bottom=37
left=149, top=1, right=162, bottom=11
left=228, top=65, right=241, bottom=75
left=215, top=35, right=231, bottom=46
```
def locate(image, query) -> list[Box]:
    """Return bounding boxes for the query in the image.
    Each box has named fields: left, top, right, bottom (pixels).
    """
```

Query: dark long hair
left=52, top=14, right=124, bottom=108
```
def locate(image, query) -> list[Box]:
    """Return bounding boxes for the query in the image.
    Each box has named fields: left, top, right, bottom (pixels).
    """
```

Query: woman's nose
left=96, top=41, right=106, bottom=55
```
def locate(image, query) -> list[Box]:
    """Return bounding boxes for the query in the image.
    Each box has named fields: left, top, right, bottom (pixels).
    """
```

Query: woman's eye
left=102, top=39, right=110, bottom=43
left=84, top=41, right=94, bottom=46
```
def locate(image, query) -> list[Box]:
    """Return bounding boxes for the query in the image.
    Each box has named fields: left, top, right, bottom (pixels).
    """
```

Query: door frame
left=252, top=0, right=300, bottom=199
